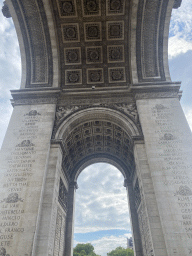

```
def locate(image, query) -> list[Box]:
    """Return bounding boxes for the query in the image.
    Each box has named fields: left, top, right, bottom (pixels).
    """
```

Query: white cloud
left=0, top=1, right=21, bottom=148
left=74, top=164, right=131, bottom=234
left=168, top=37, right=192, bottom=59
left=74, top=233, right=132, bottom=256
left=168, top=0, right=192, bottom=58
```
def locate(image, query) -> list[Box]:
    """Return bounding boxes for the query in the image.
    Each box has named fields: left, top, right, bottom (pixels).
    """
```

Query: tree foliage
left=73, top=243, right=100, bottom=256
left=107, top=246, right=134, bottom=256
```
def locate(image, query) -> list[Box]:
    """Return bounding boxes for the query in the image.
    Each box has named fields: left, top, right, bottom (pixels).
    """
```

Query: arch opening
left=73, top=163, right=132, bottom=256
left=54, top=107, right=142, bottom=183
left=55, top=109, right=144, bottom=256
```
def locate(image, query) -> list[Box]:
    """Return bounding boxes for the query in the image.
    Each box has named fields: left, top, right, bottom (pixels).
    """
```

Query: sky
left=0, top=0, right=192, bottom=256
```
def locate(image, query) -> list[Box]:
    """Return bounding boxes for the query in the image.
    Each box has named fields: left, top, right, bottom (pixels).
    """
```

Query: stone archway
left=33, top=107, right=166, bottom=256
left=2, top=0, right=192, bottom=256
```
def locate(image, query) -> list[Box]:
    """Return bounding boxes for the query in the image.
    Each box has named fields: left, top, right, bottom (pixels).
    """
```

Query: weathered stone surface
left=0, top=104, right=56, bottom=255
left=0, top=0, right=189, bottom=255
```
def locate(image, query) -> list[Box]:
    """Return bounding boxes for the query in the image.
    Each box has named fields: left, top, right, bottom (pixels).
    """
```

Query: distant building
left=127, top=237, right=133, bottom=250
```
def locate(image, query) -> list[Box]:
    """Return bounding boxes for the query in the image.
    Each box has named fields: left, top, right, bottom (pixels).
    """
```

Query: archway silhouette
left=73, top=163, right=131, bottom=256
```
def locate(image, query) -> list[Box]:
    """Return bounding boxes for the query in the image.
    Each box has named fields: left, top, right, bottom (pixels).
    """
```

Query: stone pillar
left=0, top=103, right=56, bottom=256
left=133, top=140, right=168, bottom=256
left=34, top=143, right=65, bottom=255
left=136, top=94, right=192, bottom=255
left=64, top=181, right=78, bottom=256
left=124, top=179, right=143, bottom=256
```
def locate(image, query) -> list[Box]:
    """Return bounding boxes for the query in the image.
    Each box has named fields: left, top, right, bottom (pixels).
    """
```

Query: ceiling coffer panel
left=52, top=0, right=131, bottom=88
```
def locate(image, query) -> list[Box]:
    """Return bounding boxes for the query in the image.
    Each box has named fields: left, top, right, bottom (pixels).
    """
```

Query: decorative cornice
left=131, top=83, right=181, bottom=100
left=11, top=88, right=60, bottom=106
left=135, top=91, right=180, bottom=100
left=132, top=135, right=144, bottom=142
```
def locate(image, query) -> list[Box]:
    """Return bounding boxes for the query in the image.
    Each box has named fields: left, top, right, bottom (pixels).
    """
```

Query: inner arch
left=61, top=118, right=135, bottom=181
left=74, top=163, right=131, bottom=256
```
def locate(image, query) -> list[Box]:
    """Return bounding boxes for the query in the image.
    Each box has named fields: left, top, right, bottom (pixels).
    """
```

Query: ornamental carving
left=108, top=45, right=124, bottom=63
left=16, top=140, right=34, bottom=147
left=82, top=0, right=100, bottom=16
left=106, top=0, right=125, bottom=15
left=62, top=24, right=80, bottom=42
left=134, top=179, right=141, bottom=210
left=86, top=47, right=103, bottom=63
left=108, top=67, right=126, bottom=83
left=87, top=69, right=103, bottom=84
left=174, top=186, right=192, bottom=197
left=84, top=22, right=102, bottom=41
left=64, top=48, right=81, bottom=65
left=56, top=0, right=129, bottom=87
left=54, top=103, right=138, bottom=127
left=59, top=120, right=134, bottom=176
left=107, top=21, right=124, bottom=40
left=0, top=247, right=10, bottom=256
left=138, top=202, right=154, bottom=256
left=58, top=179, right=68, bottom=211
left=0, top=193, right=23, bottom=203
left=65, top=70, right=82, bottom=85
left=161, top=133, right=176, bottom=141
left=60, top=0, right=77, bottom=17
left=25, top=110, right=41, bottom=116
left=152, top=104, right=168, bottom=112
left=55, top=106, right=81, bottom=124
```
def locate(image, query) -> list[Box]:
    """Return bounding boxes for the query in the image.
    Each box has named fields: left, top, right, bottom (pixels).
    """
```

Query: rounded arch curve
left=72, top=154, right=129, bottom=182
left=53, top=107, right=142, bottom=182
left=55, top=107, right=142, bottom=140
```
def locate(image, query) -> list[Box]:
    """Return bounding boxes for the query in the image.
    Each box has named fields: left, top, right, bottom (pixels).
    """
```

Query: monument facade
left=1, top=0, right=191, bottom=255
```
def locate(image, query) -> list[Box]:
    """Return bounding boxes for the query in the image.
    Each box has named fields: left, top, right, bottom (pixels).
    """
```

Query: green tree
left=73, top=243, right=100, bottom=256
left=107, top=246, right=134, bottom=256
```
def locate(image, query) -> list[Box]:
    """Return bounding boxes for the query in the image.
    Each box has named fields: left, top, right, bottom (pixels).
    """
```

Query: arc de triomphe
left=1, top=0, right=192, bottom=255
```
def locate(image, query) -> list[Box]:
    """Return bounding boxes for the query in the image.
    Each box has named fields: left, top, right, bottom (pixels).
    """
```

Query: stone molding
left=11, top=89, right=60, bottom=106
left=135, top=91, right=180, bottom=100
left=132, top=135, right=144, bottom=142
left=11, top=97, right=58, bottom=106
